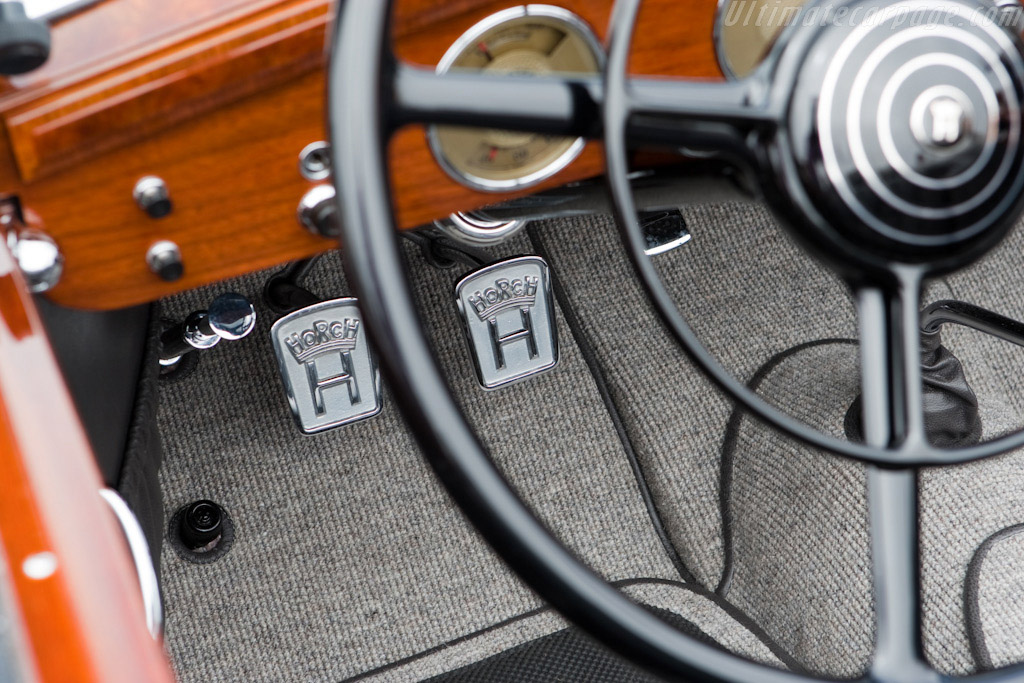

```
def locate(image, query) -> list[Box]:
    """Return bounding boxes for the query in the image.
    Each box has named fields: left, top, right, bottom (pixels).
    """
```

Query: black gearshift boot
left=845, top=327, right=982, bottom=448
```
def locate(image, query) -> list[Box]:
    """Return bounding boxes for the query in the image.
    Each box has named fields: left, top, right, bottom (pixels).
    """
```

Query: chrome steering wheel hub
left=771, top=0, right=1024, bottom=271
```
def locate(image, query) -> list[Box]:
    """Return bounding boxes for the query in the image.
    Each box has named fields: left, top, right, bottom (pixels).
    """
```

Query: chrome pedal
left=271, top=298, right=383, bottom=434
left=455, top=256, right=558, bottom=389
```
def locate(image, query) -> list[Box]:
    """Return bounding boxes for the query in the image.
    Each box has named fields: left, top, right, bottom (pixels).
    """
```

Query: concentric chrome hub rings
left=777, top=0, right=1024, bottom=267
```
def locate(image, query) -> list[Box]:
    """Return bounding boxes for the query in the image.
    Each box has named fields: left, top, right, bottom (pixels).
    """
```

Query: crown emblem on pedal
left=466, top=274, right=540, bottom=320
left=271, top=298, right=382, bottom=434
left=455, top=256, right=558, bottom=389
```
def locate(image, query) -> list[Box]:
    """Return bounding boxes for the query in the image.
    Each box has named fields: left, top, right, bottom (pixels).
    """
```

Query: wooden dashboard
left=0, top=0, right=721, bottom=310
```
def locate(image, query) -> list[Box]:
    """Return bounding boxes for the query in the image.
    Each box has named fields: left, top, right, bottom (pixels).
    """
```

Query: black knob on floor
left=0, top=2, right=50, bottom=75
left=178, top=500, right=224, bottom=551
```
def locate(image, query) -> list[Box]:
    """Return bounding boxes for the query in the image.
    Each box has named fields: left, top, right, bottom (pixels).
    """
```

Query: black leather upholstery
left=34, top=297, right=164, bottom=568
left=35, top=298, right=150, bottom=482
left=845, top=326, right=982, bottom=448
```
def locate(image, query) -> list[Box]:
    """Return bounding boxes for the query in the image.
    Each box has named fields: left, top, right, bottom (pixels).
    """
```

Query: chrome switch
left=6, top=226, right=63, bottom=293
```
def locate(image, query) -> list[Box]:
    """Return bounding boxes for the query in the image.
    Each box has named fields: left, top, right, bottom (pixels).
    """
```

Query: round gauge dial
left=715, top=0, right=806, bottom=79
left=428, top=6, right=603, bottom=192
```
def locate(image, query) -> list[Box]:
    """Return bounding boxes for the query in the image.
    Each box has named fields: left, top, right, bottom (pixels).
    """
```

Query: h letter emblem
left=455, top=257, right=558, bottom=389
left=271, top=299, right=382, bottom=434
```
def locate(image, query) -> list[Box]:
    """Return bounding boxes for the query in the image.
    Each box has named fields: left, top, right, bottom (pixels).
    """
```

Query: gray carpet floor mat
left=351, top=581, right=787, bottom=682
left=531, top=210, right=876, bottom=675
left=157, top=206, right=1024, bottom=680
left=158, top=235, right=707, bottom=682
left=535, top=208, right=1024, bottom=677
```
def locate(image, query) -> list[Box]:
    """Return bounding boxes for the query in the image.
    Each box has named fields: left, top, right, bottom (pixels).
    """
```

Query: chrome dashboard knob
left=297, top=185, right=339, bottom=238
left=146, top=240, right=183, bottom=282
left=7, top=226, right=62, bottom=293
left=134, top=176, right=173, bottom=218
left=205, top=292, right=257, bottom=340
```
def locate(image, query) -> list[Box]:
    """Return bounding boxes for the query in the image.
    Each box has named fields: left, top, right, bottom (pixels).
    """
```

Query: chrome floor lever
left=159, top=292, right=257, bottom=368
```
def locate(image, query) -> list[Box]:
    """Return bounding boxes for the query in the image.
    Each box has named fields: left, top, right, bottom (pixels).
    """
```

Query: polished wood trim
left=4, top=0, right=331, bottom=182
left=0, top=240, right=173, bottom=682
left=16, top=67, right=337, bottom=310
left=390, top=127, right=608, bottom=229
left=0, top=0, right=720, bottom=309
left=5, top=0, right=284, bottom=92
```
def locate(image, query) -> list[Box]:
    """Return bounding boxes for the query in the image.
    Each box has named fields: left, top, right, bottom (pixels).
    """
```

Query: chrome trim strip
left=100, top=489, right=163, bottom=640
left=23, top=0, right=101, bottom=22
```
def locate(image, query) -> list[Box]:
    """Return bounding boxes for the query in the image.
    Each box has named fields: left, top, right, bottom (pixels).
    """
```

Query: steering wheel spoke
left=606, top=0, right=775, bottom=160
left=625, top=76, right=777, bottom=154
left=854, top=275, right=928, bottom=453
left=866, top=467, right=937, bottom=683
left=393, top=0, right=776, bottom=160
left=854, top=277, right=937, bottom=682
left=393, top=65, right=603, bottom=138
left=394, top=65, right=774, bottom=158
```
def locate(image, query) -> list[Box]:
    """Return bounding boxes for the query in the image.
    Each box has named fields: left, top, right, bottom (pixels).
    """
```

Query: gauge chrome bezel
left=713, top=0, right=741, bottom=80
left=426, top=5, right=605, bottom=193
left=714, top=0, right=803, bottom=81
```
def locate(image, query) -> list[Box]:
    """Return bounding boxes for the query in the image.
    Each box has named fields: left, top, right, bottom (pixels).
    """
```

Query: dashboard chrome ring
left=713, top=0, right=742, bottom=80
left=714, top=0, right=803, bottom=80
left=433, top=211, right=528, bottom=246
left=425, top=5, right=604, bottom=192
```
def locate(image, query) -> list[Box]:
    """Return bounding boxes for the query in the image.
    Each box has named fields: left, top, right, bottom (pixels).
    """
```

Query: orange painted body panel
left=0, top=239, right=173, bottom=682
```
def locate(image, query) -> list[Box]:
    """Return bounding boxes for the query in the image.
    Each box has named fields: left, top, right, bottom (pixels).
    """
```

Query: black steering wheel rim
left=327, top=0, right=1024, bottom=680
left=607, top=0, right=1024, bottom=469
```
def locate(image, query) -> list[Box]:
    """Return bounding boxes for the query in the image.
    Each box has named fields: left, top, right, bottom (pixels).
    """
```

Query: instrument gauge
left=427, top=6, right=604, bottom=192
left=715, top=0, right=806, bottom=79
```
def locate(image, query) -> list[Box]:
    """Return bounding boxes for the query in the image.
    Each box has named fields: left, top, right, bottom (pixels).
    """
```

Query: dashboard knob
left=7, top=226, right=62, bottom=293
left=0, top=2, right=50, bottom=75
left=146, top=240, right=184, bottom=282
left=206, top=292, right=257, bottom=340
left=297, top=185, right=339, bottom=238
left=133, top=176, right=173, bottom=218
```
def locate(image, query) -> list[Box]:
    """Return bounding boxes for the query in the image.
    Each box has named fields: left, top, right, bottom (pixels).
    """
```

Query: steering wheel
left=328, top=0, right=1024, bottom=680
